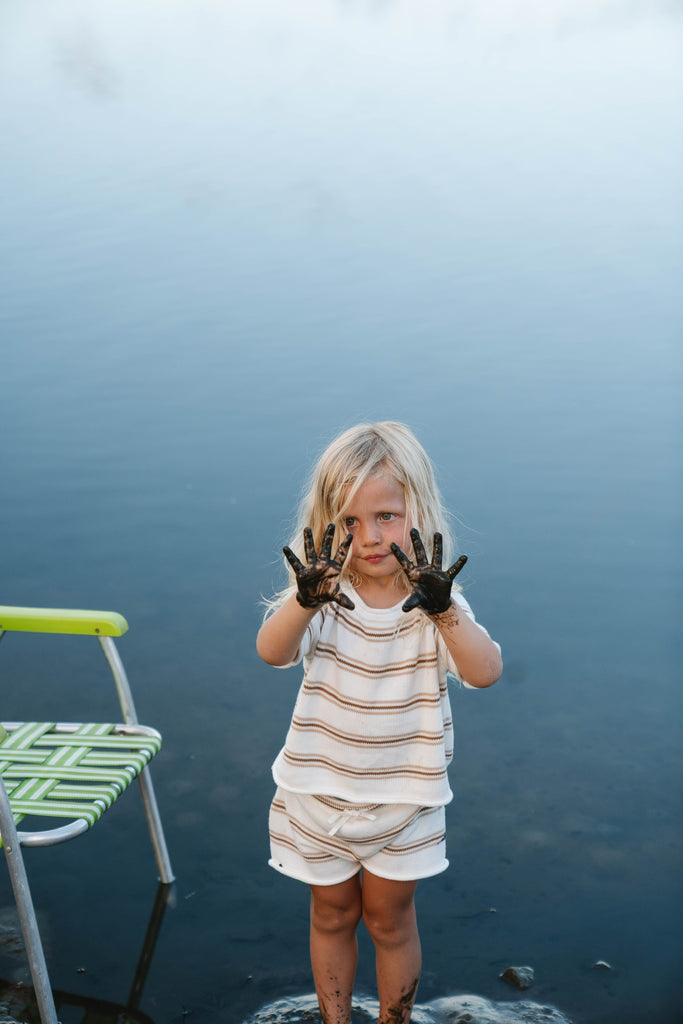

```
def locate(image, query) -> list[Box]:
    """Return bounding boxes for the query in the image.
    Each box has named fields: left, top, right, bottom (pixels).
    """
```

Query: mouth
left=363, top=554, right=387, bottom=563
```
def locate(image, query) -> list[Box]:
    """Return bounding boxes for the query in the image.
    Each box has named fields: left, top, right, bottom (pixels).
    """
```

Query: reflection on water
left=0, top=883, right=174, bottom=1024
left=0, top=0, right=681, bottom=1022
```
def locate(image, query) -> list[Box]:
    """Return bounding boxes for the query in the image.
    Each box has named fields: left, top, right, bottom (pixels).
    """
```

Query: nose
left=358, top=519, right=381, bottom=547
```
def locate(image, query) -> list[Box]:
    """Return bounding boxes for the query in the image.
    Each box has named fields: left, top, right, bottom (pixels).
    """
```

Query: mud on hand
left=283, top=524, right=355, bottom=610
left=391, top=528, right=467, bottom=615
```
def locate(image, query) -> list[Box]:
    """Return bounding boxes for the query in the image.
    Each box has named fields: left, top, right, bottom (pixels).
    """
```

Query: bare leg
left=310, top=874, right=363, bottom=1024
left=361, top=872, right=421, bottom=1024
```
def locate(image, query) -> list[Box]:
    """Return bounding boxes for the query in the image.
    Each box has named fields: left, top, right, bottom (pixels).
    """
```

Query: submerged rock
left=242, top=991, right=574, bottom=1024
left=0, top=990, right=29, bottom=1024
left=0, top=1011, right=26, bottom=1024
left=499, top=966, right=535, bottom=990
left=429, top=995, right=570, bottom=1023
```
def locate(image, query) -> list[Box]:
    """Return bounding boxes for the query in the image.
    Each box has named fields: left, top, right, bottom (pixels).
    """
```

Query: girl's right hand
left=283, top=524, right=355, bottom=610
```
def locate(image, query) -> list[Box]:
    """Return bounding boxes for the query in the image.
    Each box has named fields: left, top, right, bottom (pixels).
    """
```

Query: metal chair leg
left=0, top=780, right=58, bottom=1024
left=99, top=637, right=175, bottom=884
left=137, top=766, right=175, bottom=884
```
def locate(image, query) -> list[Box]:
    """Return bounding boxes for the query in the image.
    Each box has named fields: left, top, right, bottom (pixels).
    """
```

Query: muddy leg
left=361, top=872, right=421, bottom=1024
left=310, top=875, right=362, bottom=1024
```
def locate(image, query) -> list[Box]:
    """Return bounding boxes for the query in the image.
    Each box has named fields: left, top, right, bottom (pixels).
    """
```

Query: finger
left=390, top=542, right=413, bottom=571
left=283, top=545, right=305, bottom=575
left=303, top=527, right=316, bottom=564
left=335, top=592, right=356, bottom=610
left=402, top=590, right=423, bottom=613
left=333, top=532, right=353, bottom=566
left=320, top=522, right=335, bottom=560
left=410, top=528, right=428, bottom=565
left=446, top=554, right=468, bottom=580
left=432, top=532, right=443, bottom=570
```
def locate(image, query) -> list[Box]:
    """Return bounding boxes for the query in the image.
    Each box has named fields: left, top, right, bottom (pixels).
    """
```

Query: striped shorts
left=269, top=787, right=448, bottom=885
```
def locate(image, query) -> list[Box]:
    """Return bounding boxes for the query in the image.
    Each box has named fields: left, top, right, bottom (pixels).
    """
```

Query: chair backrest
left=0, top=607, right=128, bottom=637
left=0, top=606, right=132, bottom=726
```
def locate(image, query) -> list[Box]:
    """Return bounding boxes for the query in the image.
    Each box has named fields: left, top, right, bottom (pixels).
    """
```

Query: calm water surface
left=1, top=2, right=681, bottom=1022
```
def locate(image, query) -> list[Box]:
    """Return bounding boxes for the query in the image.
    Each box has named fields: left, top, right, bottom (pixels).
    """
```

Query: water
left=0, top=1, right=681, bottom=1022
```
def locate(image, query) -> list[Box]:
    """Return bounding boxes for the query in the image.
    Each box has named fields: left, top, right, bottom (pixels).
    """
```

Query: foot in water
left=241, top=991, right=574, bottom=1024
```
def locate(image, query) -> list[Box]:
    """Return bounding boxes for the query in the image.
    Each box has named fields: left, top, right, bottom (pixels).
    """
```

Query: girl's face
left=341, top=471, right=412, bottom=581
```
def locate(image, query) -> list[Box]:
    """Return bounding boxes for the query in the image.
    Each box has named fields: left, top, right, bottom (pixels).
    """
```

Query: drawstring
left=327, top=808, right=377, bottom=837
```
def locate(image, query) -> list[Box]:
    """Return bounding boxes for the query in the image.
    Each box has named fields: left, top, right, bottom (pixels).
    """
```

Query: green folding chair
left=0, top=606, right=174, bottom=1024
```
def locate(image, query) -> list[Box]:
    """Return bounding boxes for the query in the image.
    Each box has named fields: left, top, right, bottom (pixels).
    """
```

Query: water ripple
left=242, top=991, right=574, bottom=1024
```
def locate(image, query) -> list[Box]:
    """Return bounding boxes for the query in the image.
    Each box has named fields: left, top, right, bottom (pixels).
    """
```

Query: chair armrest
left=0, top=607, right=128, bottom=637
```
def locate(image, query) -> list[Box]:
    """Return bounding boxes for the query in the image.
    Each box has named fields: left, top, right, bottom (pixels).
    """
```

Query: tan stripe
left=288, top=810, right=421, bottom=853
left=331, top=605, right=419, bottom=643
left=270, top=830, right=337, bottom=863
left=274, top=799, right=443, bottom=857
left=281, top=750, right=447, bottom=781
left=290, top=824, right=356, bottom=859
left=273, top=812, right=361, bottom=859
left=384, top=829, right=446, bottom=856
left=314, top=795, right=381, bottom=812
left=291, top=717, right=445, bottom=748
left=301, top=680, right=441, bottom=714
left=316, top=643, right=438, bottom=679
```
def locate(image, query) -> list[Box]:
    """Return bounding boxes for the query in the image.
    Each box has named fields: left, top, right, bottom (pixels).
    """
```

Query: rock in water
left=242, top=990, right=574, bottom=1024
left=499, top=966, right=535, bottom=990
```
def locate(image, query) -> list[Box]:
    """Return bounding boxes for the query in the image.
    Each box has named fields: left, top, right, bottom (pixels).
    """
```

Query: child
left=257, top=422, right=502, bottom=1024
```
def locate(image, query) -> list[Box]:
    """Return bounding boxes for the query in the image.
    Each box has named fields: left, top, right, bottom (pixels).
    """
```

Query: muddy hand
left=283, top=524, right=355, bottom=610
left=391, top=528, right=467, bottom=615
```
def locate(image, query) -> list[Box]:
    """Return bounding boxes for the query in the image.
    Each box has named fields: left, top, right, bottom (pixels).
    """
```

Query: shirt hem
left=271, top=769, right=454, bottom=808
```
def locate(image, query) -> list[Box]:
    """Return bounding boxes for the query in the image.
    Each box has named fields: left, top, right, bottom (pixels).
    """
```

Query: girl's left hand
left=391, top=529, right=468, bottom=615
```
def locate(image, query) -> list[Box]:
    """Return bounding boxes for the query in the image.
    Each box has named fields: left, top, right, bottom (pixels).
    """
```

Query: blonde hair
left=264, top=421, right=458, bottom=613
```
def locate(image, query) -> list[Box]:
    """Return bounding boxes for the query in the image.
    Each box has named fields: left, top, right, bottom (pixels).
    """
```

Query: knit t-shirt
left=271, top=590, right=496, bottom=807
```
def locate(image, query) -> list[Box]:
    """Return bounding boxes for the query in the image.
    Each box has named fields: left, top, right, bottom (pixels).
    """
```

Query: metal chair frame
left=0, top=606, right=174, bottom=1024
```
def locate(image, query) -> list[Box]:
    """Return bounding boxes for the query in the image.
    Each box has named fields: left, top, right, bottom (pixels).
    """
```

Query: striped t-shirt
left=272, top=589, right=493, bottom=807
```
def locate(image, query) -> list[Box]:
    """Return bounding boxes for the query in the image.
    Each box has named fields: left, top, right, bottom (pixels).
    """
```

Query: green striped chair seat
left=0, top=721, right=162, bottom=837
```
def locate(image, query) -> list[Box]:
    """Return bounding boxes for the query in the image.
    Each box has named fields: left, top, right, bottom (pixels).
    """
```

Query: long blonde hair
left=264, top=421, right=458, bottom=613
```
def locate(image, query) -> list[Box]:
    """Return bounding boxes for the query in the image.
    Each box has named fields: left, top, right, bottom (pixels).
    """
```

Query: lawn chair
left=0, top=606, right=174, bottom=1024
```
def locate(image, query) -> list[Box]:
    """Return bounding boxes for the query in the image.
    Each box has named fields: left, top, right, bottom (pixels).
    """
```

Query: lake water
left=0, top=1, right=681, bottom=1022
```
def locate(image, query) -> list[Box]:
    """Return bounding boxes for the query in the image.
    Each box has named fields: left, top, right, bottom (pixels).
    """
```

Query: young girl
left=257, top=422, right=501, bottom=1024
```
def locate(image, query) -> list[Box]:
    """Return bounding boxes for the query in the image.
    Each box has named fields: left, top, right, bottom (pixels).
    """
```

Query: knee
left=311, top=889, right=362, bottom=936
left=362, top=899, right=416, bottom=949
